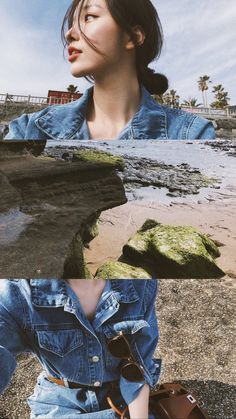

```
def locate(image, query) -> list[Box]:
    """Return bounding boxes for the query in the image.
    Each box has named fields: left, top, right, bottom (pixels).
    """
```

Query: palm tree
left=211, top=84, right=230, bottom=109
left=67, top=84, right=79, bottom=94
left=169, top=90, right=180, bottom=108
left=197, top=75, right=211, bottom=108
left=160, top=90, right=180, bottom=108
left=182, top=97, right=202, bottom=107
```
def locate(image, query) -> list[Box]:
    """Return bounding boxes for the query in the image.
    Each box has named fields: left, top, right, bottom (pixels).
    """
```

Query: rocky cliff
left=0, top=142, right=127, bottom=278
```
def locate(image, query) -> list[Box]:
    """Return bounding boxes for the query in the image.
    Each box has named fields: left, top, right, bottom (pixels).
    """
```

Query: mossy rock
left=123, top=220, right=225, bottom=278
left=73, top=149, right=125, bottom=170
left=63, top=234, right=93, bottom=279
left=82, top=219, right=100, bottom=244
left=95, top=261, right=151, bottom=279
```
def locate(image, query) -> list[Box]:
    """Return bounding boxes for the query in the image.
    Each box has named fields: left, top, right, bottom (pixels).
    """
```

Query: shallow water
left=46, top=140, right=236, bottom=204
left=0, top=209, right=33, bottom=246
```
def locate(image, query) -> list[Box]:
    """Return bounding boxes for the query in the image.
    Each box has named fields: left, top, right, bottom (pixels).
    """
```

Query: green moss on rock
left=63, top=234, right=93, bottom=279
left=123, top=220, right=225, bottom=278
left=82, top=218, right=100, bottom=244
left=95, top=261, right=151, bottom=279
left=73, top=149, right=125, bottom=170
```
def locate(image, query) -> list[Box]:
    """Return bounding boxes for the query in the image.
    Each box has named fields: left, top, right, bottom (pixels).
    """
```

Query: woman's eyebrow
left=83, top=3, right=104, bottom=10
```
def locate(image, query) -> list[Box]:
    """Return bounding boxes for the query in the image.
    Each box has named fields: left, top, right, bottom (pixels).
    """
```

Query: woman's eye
left=85, top=14, right=97, bottom=22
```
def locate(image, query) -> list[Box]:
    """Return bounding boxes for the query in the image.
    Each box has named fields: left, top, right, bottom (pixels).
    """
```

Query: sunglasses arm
left=107, top=396, right=129, bottom=419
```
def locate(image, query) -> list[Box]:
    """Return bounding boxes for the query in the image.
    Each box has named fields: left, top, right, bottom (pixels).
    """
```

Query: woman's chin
left=70, top=65, right=91, bottom=78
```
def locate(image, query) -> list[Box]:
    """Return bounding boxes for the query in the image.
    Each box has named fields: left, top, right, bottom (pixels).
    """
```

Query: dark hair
left=61, top=0, right=168, bottom=95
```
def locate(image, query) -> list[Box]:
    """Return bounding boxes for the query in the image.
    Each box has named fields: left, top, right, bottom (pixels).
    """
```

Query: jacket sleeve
left=120, top=280, right=161, bottom=405
left=0, top=280, right=29, bottom=394
left=187, top=116, right=216, bottom=140
left=3, top=110, right=47, bottom=140
left=4, top=113, right=30, bottom=140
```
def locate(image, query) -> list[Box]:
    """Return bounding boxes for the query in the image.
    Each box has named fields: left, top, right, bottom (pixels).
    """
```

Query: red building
left=47, top=90, right=83, bottom=105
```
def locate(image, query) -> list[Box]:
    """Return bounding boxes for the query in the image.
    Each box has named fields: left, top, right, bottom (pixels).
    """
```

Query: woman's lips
left=68, top=53, right=82, bottom=62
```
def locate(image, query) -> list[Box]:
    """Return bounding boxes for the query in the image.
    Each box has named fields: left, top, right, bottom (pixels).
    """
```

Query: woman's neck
left=65, top=279, right=107, bottom=321
left=66, top=279, right=106, bottom=294
left=87, top=69, right=141, bottom=138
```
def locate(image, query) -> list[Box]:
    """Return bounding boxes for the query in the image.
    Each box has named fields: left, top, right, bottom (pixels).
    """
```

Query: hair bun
left=139, top=67, right=169, bottom=95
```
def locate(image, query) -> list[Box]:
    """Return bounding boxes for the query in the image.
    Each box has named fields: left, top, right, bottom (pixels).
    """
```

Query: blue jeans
left=27, top=372, right=155, bottom=418
left=27, top=372, right=121, bottom=418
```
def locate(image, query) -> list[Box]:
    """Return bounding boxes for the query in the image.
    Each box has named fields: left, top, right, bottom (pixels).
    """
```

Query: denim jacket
left=0, top=279, right=160, bottom=407
left=4, top=86, right=215, bottom=140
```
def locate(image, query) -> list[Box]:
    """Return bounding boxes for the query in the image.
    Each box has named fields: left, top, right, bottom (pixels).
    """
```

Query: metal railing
left=0, top=93, right=80, bottom=106
left=1, top=93, right=236, bottom=117
left=181, top=105, right=236, bottom=117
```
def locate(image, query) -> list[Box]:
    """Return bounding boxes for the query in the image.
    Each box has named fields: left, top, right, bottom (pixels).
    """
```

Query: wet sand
left=85, top=198, right=236, bottom=278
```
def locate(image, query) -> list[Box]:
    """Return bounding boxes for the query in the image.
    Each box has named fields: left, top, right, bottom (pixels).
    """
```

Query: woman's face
left=66, top=0, right=132, bottom=79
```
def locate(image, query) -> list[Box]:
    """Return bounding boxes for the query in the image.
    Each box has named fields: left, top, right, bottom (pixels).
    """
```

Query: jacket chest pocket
left=102, top=319, right=150, bottom=368
left=37, top=328, right=83, bottom=357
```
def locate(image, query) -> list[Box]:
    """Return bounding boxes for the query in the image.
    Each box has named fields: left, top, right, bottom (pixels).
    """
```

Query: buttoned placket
left=63, top=287, right=121, bottom=387
left=63, top=299, right=103, bottom=387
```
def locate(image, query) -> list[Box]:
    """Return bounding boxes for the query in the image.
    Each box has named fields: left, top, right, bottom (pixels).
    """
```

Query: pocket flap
left=103, top=319, right=149, bottom=339
left=37, top=329, right=83, bottom=357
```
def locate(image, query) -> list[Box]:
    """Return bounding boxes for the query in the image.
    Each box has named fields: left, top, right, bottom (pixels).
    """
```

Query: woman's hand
left=128, top=383, right=150, bottom=419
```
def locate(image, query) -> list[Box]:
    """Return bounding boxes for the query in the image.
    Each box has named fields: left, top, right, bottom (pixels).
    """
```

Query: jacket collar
left=35, top=87, right=92, bottom=140
left=131, top=86, right=167, bottom=139
left=35, top=85, right=167, bottom=140
left=30, top=279, right=139, bottom=307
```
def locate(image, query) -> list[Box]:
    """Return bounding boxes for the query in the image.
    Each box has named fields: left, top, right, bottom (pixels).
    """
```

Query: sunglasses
left=107, top=332, right=144, bottom=382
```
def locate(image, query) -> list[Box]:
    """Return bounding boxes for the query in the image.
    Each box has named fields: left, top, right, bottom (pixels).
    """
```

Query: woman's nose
left=65, top=24, right=80, bottom=43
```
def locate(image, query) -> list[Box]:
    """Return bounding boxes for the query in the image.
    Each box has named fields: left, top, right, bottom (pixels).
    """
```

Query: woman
left=0, top=279, right=160, bottom=418
left=4, top=0, right=215, bottom=140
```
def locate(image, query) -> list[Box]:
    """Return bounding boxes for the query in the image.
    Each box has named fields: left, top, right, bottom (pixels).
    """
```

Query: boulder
left=95, top=261, right=151, bottom=279
left=123, top=219, right=225, bottom=278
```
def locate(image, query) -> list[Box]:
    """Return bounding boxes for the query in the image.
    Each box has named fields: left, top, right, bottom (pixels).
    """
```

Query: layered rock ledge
left=0, top=142, right=126, bottom=278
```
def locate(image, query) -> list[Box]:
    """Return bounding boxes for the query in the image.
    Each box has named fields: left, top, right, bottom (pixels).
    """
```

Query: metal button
left=92, top=356, right=100, bottom=363
left=93, top=381, right=101, bottom=387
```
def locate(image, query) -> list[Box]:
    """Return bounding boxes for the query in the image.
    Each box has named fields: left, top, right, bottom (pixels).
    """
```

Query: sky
left=0, top=0, right=235, bottom=104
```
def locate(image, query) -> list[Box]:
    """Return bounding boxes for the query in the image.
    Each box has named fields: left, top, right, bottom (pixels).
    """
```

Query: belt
left=46, top=375, right=118, bottom=391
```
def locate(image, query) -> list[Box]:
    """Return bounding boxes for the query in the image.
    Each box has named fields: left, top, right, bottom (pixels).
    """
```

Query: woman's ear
left=125, top=25, right=146, bottom=50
